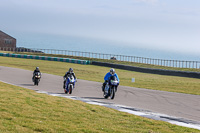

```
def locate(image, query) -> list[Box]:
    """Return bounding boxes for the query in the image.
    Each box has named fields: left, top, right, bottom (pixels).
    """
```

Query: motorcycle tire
left=110, top=87, right=115, bottom=99
left=34, top=79, right=37, bottom=85
left=69, top=85, right=72, bottom=94
left=36, top=79, right=39, bottom=86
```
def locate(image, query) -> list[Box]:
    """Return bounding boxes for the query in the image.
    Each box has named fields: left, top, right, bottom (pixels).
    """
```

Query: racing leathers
left=63, top=72, right=77, bottom=89
left=32, top=69, right=41, bottom=81
left=102, top=72, right=119, bottom=91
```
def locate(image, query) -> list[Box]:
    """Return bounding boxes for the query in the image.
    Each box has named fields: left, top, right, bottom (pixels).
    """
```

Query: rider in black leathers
left=32, top=67, right=41, bottom=81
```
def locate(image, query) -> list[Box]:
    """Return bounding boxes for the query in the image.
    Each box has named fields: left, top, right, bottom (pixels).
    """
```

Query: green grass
left=0, top=81, right=199, bottom=133
left=0, top=56, right=200, bottom=95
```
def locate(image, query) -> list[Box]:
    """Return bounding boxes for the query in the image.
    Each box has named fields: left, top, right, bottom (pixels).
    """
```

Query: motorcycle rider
left=102, top=68, right=119, bottom=92
left=32, top=67, right=41, bottom=81
left=63, top=68, right=77, bottom=89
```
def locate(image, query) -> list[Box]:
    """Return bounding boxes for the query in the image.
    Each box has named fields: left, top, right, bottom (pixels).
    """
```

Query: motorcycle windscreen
left=110, top=75, right=117, bottom=81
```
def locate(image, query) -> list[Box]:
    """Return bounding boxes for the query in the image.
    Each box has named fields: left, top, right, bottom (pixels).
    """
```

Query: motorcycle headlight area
left=111, top=80, right=118, bottom=85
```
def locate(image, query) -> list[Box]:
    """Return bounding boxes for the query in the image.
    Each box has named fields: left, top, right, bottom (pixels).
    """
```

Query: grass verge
left=0, top=81, right=199, bottom=132
left=0, top=56, right=200, bottom=95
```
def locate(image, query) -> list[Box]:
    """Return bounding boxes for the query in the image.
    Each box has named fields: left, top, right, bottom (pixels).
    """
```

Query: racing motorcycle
left=33, top=72, right=41, bottom=86
left=103, top=75, right=119, bottom=99
left=64, top=75, right=76, bottom=94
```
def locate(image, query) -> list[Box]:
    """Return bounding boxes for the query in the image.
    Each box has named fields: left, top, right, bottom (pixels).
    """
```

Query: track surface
left=0, top=66, right=200, bottom=123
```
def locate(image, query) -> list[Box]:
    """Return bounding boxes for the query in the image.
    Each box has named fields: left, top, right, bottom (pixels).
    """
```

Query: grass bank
left=0, top=56, right=200, bottom=95
left=0, top=81, right=198, bottom=132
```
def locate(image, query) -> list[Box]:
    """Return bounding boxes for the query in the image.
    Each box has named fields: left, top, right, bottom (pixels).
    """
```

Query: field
left=0, top=55, right=200, bottom=132
left=0, top=81, right=199, bottom=132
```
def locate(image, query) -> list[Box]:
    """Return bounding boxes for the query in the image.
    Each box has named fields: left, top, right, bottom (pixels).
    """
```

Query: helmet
left=110, top=68, right=115, bottom=75
left=69, top=68, right=73, bottom=73
left=36, top=67, right=39, bottom=70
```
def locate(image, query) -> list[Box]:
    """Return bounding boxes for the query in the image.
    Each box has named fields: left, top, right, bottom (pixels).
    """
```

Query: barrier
left=0, top=53, right=90, bottom=65
left=92, top=61, right=200, bottom=79
left=1, top=47, right=200, bottom=69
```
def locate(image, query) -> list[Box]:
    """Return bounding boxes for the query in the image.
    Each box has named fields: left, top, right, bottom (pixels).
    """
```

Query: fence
left=1, top=47, right=200, bottom=69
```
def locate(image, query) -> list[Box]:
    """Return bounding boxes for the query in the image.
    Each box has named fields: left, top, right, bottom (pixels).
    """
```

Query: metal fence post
left=196, top=62, right=198, bottom=69
left=186, top=61, right=187, bottom=68
left=189, top=61, right=191, bottom=68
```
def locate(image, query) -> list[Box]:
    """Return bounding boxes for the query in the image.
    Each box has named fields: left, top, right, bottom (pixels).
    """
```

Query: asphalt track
left=0, top=66, right=200, bottom=128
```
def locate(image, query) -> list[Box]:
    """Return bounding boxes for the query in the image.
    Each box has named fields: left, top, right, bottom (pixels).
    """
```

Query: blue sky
left=1, top=0, right=200, bottom=56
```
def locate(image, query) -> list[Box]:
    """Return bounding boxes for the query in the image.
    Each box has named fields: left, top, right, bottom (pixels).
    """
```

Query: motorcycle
left=64, top=75, right=76, bottom=94
left=33, top=72, right=41, bottom=86
left=103, top=75, right=119, bottom=99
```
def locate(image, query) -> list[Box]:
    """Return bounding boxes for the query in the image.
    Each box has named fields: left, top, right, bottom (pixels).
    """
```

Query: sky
left=0, top=0, right=200, bottom=57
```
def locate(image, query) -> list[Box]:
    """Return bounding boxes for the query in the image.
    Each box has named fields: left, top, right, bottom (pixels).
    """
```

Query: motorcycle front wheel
left=69, top=85, right=73, bottom=94
left=34, top=79, right=38, bottom=86
left=110, top=86, right=115, bottom=99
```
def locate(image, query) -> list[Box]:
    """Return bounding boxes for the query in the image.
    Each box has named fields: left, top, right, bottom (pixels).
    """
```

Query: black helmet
left=110, top=68, right=115, bottom=75
left=69, top=68, right=73, bottom=73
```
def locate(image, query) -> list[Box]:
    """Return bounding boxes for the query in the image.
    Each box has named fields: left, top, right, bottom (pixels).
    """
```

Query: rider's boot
left=115, top=85, right=119, bottom=92
left=102, top=85, right=105, bottom=92
left=63, top=81, right=66, bottom=89
left=102, top=82, right=106, bottom=92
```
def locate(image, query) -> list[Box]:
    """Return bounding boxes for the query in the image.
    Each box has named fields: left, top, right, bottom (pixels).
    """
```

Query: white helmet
left=110, top=68, right=115, bottom=75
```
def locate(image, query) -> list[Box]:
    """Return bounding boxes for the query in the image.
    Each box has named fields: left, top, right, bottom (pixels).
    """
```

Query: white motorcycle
left=104, top=75, right=119, bottom=99
left=64, top=75, right=76, bottom=94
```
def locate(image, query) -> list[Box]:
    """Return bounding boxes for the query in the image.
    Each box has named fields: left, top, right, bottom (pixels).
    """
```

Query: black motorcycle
left=103, top=75, right=119, bottom=99
left=33, top=72, right=41, bottom=86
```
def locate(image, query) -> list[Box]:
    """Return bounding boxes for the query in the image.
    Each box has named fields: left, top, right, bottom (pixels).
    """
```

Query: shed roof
left=0, top=30, right=16, bottom=40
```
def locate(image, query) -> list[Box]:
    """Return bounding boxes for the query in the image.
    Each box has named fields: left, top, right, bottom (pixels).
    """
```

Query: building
left=0, top=30, right=16, bottom=49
